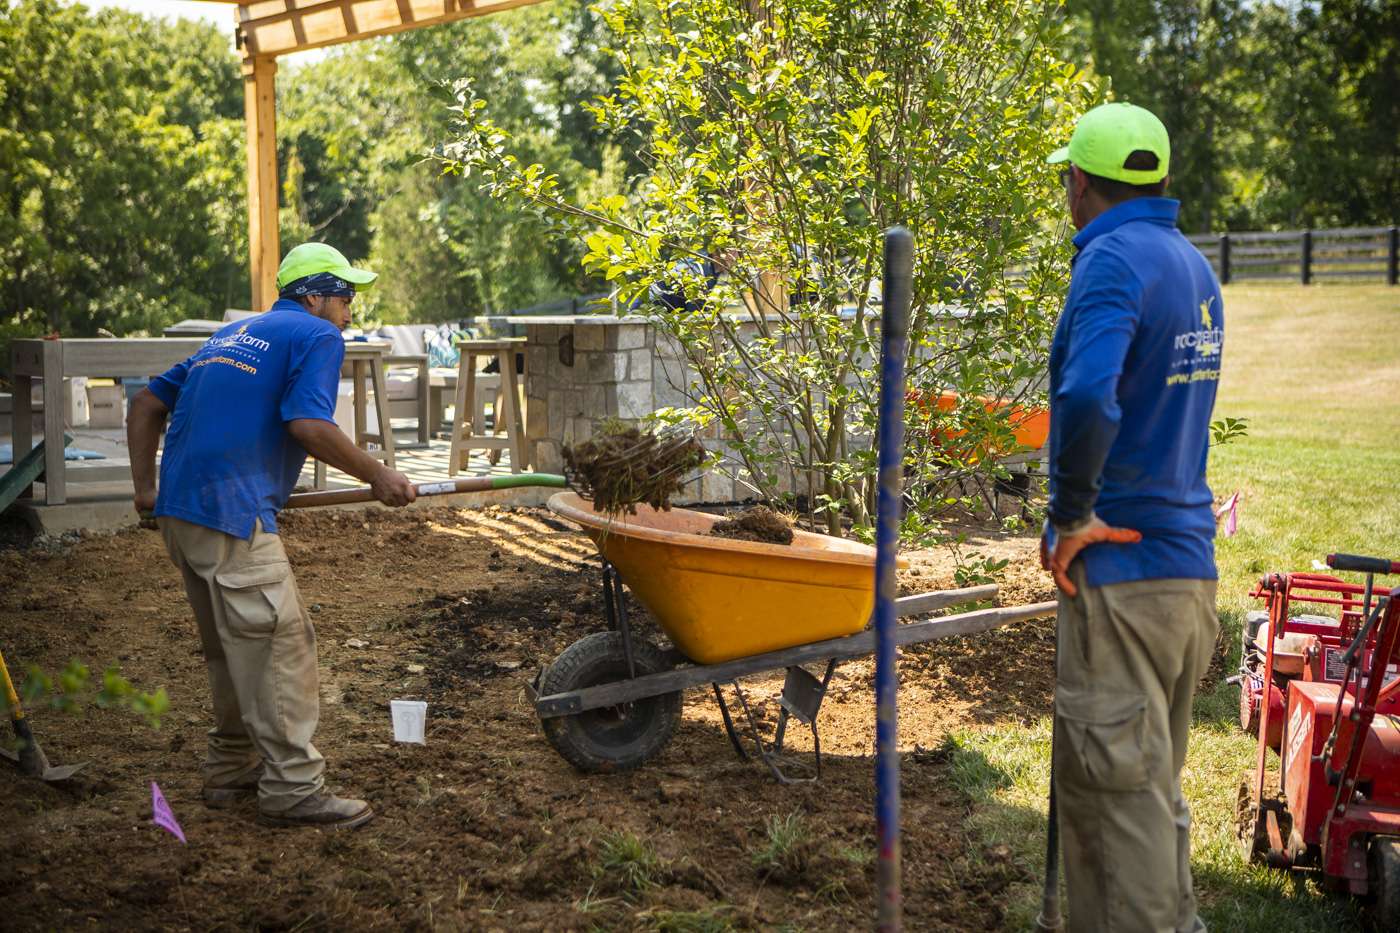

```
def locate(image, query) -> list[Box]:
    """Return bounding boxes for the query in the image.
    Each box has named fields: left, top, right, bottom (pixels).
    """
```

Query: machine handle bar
left=1326, top=553, right=1400, bottom=575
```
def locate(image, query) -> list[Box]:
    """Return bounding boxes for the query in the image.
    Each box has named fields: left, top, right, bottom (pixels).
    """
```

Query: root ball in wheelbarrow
left=708, top=505, right=794, bottom=545
left=563, top=423, right=705, bottom=515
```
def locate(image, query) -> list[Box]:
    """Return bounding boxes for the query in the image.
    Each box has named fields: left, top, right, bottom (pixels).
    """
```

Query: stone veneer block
left=526, top=398, right=549, bottom=440
left=615, top=380, right=653, bottom=420
left=568, top=417, right=594, bottom=444
left=700, top=469, right=736, bottom=502
left=628, top=349, right=653, bottom=382
left=573, top=325, right=605, bottom=352
left=651, top=378, right=691, bottom=411
left=534, top=439, right=563, bottom=472
left=578, top=351, right=626, bottom=384
left=614, top=324, right=649, bottom=350
left=582, top=384, right=607, bottom=419
left=581, top=351, right=617, bottom=384
left=547, top=390, right=565, bottom=437
left=654, top=334, right=686, bottom=361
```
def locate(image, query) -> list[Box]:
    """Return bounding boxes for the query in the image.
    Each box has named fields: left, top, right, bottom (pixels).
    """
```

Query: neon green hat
left=275, top=242, right=378, bottom=291
left=1047, top=102, right=1171, bottom=184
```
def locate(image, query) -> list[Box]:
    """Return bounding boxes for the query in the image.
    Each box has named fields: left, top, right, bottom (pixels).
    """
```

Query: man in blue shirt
left=1041, top=104, right=1222, bottom=931
left=128, top=243, right=415, bottom=830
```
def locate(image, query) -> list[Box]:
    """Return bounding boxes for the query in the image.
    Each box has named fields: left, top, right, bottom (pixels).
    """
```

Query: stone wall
left=522, top=317, right=743, bottom=503
left=518, top=314, right=1047, bottom=508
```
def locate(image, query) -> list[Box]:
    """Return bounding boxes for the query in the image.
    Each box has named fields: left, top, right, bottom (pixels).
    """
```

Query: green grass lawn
left=947, top=284, right=1400, bottom=931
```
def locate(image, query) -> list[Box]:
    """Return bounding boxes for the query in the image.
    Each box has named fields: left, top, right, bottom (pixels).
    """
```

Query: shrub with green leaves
left=441, top=0, right=1094, bottom=538
left=19, top=661, right=169, bottom=729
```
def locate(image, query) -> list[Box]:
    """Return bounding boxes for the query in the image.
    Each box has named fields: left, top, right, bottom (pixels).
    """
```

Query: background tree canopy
left=1, top=0, right=1396, bottom=351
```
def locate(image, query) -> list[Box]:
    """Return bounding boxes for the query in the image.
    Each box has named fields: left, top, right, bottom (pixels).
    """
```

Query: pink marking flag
left=1216, top=492, right=1240, bottom=538
left=150, top=781, right=187, bottom=844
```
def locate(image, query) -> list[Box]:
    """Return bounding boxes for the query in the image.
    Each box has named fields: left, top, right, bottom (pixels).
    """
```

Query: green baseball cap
left=1047, top=102, right=1171, bottom=184
left=275, top=242, right=378, bottom=290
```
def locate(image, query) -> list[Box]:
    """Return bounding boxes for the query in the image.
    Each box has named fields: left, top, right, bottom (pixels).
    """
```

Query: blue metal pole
left=875, top=226, right=912, bottom=931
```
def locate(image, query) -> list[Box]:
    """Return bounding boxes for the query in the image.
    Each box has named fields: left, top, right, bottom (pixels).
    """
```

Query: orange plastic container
left=909, top=390, right=1050, bottom=459
left=549, top=492, right=898, bottom=664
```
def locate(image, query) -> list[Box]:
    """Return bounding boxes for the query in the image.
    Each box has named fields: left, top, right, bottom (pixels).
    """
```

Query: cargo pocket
left=215, top=561, right=293, bottom=638
left=1056, top=686, right=1150, bottom=792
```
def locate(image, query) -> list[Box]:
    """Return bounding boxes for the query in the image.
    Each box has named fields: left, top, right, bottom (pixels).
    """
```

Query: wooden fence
left=1186, top=226, right=1400, bottom=285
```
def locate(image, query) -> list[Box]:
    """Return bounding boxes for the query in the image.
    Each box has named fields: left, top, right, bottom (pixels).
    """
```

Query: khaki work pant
left=1055, top=565, right=1218, bottom=933
left=160, top=517, right=324, bottom=813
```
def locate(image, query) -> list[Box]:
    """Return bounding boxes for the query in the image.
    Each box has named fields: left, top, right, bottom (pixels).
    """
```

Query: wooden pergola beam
left=237, top=0, right=546, bottom=58
left=234, top=0, right=548, bottom=310
left=243, top=56, right=280, bottom=312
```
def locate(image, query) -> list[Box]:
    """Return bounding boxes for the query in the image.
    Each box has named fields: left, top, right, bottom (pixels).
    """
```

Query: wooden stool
left=314, top=341, right=396, bottom=488
left=448, top=338, right=526, bottom=475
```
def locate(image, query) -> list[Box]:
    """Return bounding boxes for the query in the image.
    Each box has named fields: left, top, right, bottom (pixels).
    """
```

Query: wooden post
left=243, top=56, right=280, bottom=313
left=1300, top=229, right=1313, bottom=285
left=1388, top=227, right=1398, bottom=286
left=40, top=341, right=65, bottom=506
left=1219, top=233, right=1231, bottom=285
left=11, top=367, right=33, bottom=502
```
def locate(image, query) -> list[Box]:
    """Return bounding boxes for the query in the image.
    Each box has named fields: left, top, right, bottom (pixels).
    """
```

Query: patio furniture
left=9, top=337, right=207, bottom=505
left=374, top=323, right=487, bottom=442
left=448, top=338, right=527, bottom=474
left=162, top=319, right=225, bottom=337
left=312, top=341, right=396, bottom=488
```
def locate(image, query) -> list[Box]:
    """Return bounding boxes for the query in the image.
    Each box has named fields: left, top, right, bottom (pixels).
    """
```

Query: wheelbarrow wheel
left=539, top=632, right=681, bottom=773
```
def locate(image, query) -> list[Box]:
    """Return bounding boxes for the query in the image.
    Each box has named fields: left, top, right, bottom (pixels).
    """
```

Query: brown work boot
left=202, top=775, right=261, bottom=809
left=258, top=792, right=374, bottom=830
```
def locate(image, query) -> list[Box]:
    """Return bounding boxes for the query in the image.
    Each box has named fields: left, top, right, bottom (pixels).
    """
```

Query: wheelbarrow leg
left=712, top=661, right=836, bottom=785
left=712, top=683, right=750, bottom=761
left=601, top=561, right=636, bottom=679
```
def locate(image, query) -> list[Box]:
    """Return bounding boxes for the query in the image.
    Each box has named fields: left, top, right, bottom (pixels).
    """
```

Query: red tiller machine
left=1236, top=552, right=1400, bottom=922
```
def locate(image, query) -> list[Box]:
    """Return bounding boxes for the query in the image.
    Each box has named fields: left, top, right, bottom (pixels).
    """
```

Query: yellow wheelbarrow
left=528, top=493, right=1054, bottom=781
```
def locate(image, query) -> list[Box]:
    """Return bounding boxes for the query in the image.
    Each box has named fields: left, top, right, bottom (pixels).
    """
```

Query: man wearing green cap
left=127, top=242, right=415, bottom=830
left=1040, top=103, right=1223, bottom=931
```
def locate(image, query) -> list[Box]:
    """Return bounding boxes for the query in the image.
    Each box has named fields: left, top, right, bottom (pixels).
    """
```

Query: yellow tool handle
left=0, top=649, right=25, bottom=720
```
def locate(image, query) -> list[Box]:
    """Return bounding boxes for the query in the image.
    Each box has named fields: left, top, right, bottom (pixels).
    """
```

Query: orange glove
left=1044, top=514, right=1142, bottom=597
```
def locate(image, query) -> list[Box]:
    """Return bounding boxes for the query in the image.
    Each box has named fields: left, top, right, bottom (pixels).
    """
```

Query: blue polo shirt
left=149, top=300, right=345, bottom=539
left=1047, top=198, right=1223, bottom=586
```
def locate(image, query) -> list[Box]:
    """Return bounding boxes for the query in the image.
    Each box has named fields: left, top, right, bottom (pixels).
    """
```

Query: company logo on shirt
left=207, top=324, right=271, bottom=354
left=1172, top=297, right=1222, bottom=358
left=194, top=323, right=270, bottom=376
left=1165, top=297, right=1222, bottom=387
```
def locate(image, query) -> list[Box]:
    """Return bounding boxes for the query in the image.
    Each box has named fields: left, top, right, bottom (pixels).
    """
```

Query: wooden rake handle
left=283, top=473, right=567, bottom=509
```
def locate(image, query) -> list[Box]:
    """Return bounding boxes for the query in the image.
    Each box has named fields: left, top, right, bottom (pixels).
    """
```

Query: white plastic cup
left=389, top=699, right=428, bottom=745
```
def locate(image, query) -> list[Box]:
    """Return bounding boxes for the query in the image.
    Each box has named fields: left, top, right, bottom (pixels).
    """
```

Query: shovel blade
left=2, top=739, right=85, bottom=782
left=41, top=761, right=88, bottom=782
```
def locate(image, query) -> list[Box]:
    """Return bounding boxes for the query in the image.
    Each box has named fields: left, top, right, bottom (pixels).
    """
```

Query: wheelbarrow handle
left=283, top=473, right=567, bottom=509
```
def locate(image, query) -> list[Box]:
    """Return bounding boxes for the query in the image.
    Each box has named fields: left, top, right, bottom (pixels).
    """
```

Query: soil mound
left=709, top=505, right=794, bottom=545
left=564, top=422, right=705, bottom=515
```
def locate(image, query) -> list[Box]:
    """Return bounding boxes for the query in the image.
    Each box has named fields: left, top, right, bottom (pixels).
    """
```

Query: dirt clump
left=709, top=505, right=794, bottom=545
left=563, top=421, right=705, bottom=515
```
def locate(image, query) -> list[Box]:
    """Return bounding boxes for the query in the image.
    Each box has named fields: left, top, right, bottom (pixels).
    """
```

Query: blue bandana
left=279, top=272, right=355, bottom=300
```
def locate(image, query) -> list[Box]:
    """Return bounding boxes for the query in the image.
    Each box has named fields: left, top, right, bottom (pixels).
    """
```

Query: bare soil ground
left=0, top=504, right=1056, bottom=931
